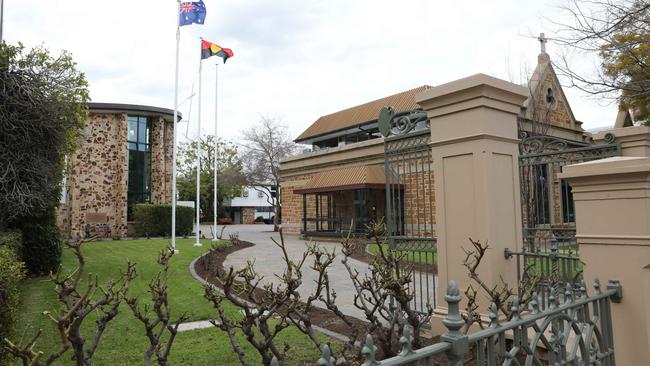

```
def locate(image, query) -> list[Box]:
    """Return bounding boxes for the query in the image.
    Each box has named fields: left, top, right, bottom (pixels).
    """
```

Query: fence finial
left=510, top=299, right=520, bottom=321
left=270, top=356, right=279, bottom=366
left=489, top=302, right=499, bottom=328
left=441, top=281, right=469, bottom=364
left=399, top=324, right=414, bottom=356
left=530, top=292, right=540, bottom=314
left=593, top=278, right=601, bottom=294
left=442, top=281, right=464, bottom=336
left=579, top=280, right=587, bottom=299
left=565, top=283, right=574, bottom=303
left=361, top=335, right=378, bottom=366
left=549, top=288, right=557, bottom=309
left=316, top=344, right=335, bottom=366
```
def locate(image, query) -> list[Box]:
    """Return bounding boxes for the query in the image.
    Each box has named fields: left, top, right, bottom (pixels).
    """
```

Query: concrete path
left=196, top=224, right=437, bottom=321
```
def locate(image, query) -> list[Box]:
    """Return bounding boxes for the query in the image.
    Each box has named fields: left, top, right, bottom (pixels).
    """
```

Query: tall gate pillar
left=416, top=74, right=528, bottom=332
left=560, top=157, right=650, bottom=366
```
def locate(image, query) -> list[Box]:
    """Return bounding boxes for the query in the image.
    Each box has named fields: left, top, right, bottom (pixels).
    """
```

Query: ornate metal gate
left=513, top=131, right=620, bottom=306
left=380, top=107, right=436, bottom=312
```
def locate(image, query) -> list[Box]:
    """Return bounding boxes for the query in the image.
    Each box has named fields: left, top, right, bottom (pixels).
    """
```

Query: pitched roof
left=295, top=85, right=432, bottom=142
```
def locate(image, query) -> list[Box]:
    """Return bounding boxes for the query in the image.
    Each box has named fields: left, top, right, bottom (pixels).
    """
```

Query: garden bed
left=194, top=240, right=373, bottom=341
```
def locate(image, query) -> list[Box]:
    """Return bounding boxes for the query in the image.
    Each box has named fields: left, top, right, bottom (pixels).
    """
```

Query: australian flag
left=179, top=1, right=206, bottom=26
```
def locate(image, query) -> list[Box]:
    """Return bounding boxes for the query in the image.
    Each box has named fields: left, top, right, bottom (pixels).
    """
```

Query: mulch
left=194, top=240, right=372, bottom=341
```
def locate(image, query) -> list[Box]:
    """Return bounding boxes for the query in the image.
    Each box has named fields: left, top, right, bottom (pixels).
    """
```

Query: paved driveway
left=200, top=224, right=370, bottom=319
left=199, top=224, right=436, bottom=321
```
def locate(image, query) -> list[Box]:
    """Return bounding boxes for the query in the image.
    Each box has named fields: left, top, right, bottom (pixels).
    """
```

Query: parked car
left=263, top=216, right=280, bottom=225
left=217, top=217, right=233, bottom=225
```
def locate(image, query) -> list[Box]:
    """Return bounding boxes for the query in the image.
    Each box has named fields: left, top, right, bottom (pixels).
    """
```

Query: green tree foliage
left=601, top=30, right=650, bottom=124
left=177, top=135, right=244, bottom=221
left=552, top=0, right=650, bottom=125
left=0, top=42, right=89, bottom=274
left=0, top=234, right=26, bottom=366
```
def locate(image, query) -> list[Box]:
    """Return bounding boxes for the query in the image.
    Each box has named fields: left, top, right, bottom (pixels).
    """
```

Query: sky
left=4, top=0, right=619, bottom=145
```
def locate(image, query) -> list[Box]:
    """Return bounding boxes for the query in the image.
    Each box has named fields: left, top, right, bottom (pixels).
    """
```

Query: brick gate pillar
left=416, top=74, right=528, bottom=333
left=560, top=157, right=650, bottom=366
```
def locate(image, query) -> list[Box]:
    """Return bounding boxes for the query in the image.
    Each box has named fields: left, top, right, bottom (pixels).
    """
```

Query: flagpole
left=194, top=40, right=203, bottom=248
left=171, top=1, right=181, bottom=253
left=212, top=64, right=218, bottom=241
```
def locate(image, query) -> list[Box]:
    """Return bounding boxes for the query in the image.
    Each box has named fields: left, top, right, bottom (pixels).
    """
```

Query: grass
left=11, top=238, right=330, bottom=365
left=366, top=243, right=437, bottom=265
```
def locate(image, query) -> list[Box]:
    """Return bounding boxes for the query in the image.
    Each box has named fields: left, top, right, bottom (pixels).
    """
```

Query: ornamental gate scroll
left=379, top=106, right=437, bottom=313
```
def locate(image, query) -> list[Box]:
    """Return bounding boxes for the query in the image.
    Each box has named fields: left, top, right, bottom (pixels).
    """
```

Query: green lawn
left=367, top=243, right=437, bottom=266
left=11, top=239, right=329, bottom=365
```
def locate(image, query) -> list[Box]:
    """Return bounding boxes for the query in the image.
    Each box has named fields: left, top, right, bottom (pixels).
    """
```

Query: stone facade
left=57, top=104, right=176, bottom=239
left=150, top=116, right=174, bottom=204
left=58, top=113, right=129, bottom=239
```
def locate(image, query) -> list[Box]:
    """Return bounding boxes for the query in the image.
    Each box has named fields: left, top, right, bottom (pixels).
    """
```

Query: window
left=533, top=165, right=550, bottom=225
left=127, top=116, right=151, bottom=218
left=561, top=180, right=575, bottom=223
left=257, top=191, right=264, bottom=198
left=242, top=190, right=249, bottom=198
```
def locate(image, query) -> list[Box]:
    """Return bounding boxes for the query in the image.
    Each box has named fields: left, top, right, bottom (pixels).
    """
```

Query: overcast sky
left=5, top=0, right=619, bottom=144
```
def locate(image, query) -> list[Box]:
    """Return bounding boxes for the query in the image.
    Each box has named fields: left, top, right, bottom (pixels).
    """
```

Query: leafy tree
left=176, top=135, right=244, bottom=221
left=550, top=0, right=650, bottom=125
left=239, top=117, right=297, bottom=232
left=0, top=42, right=88, bottom=274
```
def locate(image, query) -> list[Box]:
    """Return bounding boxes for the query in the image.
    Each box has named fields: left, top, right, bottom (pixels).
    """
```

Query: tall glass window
left=127, top=116, right=151, bottom=218
left=560, top=180, right=575, bottom=223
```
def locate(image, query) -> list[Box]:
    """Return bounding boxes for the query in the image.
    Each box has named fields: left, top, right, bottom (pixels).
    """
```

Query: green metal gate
left=380, top=107, right=436, bottom=312
left=513, top=131, right=620, bottom=307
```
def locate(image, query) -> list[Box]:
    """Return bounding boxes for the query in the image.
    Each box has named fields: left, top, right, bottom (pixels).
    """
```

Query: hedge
left=20, top=206, right=63, bottom=276
left=133, top=204, right=194, bottom=237
left=0, top=236, right=26, bottom=366
left=0, top=231, right=22, bottom=260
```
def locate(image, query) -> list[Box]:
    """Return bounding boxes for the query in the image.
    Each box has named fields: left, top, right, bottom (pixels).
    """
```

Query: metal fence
left=381, top=108, right=437, bottom=313
left=279, top=278, right=622, bottom=366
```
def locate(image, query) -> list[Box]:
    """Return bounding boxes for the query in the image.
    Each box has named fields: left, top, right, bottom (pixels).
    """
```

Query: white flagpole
left=212, top=64, right=218, bottom=241
left=194, top=41, right=203, bottom=248
left=171, top=1, right=181, bottom=253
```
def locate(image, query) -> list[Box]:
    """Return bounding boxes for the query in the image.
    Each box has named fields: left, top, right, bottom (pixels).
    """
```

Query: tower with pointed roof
left=518, top=33, right=589, bottom=143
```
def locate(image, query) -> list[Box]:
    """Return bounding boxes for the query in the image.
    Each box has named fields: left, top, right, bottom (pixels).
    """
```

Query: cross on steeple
left=538, top=33, right=547, bottom=54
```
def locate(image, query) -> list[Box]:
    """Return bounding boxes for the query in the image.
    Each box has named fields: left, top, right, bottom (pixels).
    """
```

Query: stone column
left=559, top=156, right=650, bottom=366
left=416, top=74, right=528, bottom=332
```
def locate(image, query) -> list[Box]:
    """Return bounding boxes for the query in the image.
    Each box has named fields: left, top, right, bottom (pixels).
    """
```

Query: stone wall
left=57, top=112, right=174, bottom=239
left=60, top=113, right=129, bottom=239
left=150, top=116, right=173, bottom=204
left=532, top=72, right=574, bottom=129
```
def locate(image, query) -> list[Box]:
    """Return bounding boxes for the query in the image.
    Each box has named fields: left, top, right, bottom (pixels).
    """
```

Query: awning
left=294, top=166, right=386, bottom=194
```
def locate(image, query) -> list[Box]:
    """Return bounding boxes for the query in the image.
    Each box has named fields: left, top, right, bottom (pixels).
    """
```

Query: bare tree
left=204, top=221, right=432, bottom=364
left=239, top=117, right=297, bottom=231
left=126, top=247, right=189, bottom=366
left=3, top=239, right=136, bottom=366
left=548, top=0, right=650, bottom=124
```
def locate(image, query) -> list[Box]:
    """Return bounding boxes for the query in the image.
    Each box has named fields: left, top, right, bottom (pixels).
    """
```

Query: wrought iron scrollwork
left=378, top=106, right=428, bottom=137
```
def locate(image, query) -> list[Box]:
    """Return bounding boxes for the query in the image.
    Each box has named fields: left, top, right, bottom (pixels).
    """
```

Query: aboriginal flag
left=201, top=40, right=234, bottom=63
